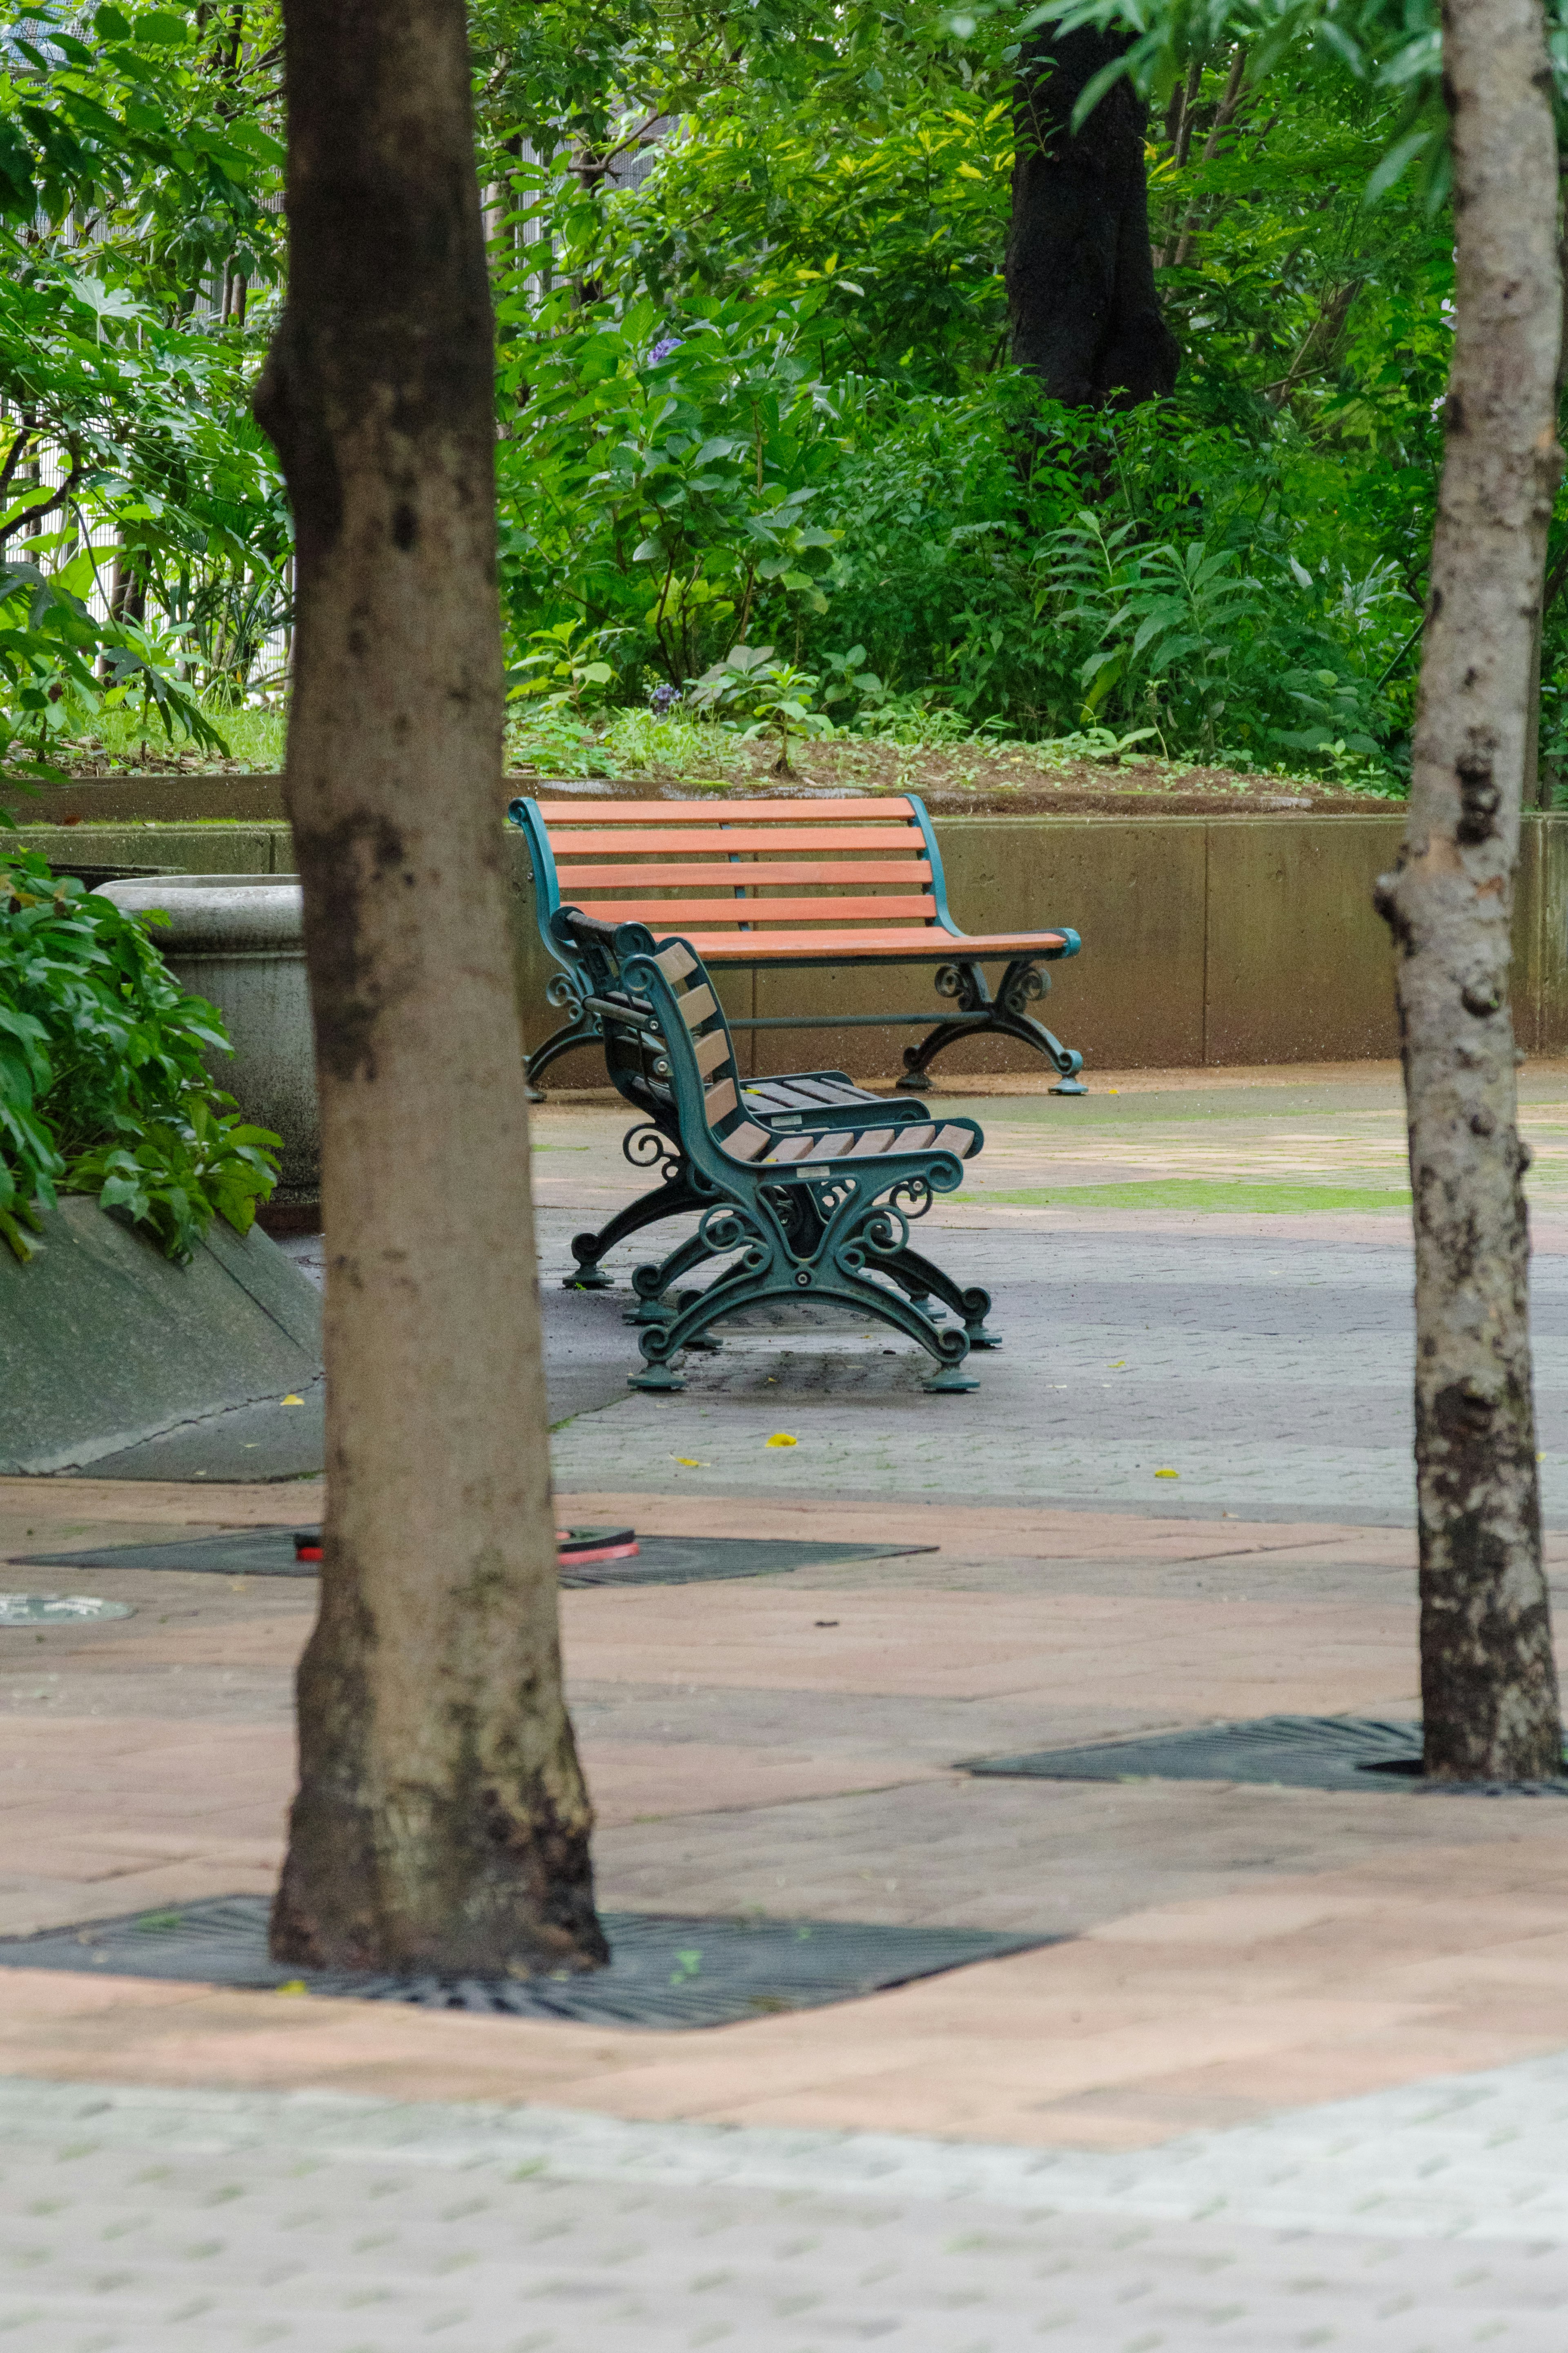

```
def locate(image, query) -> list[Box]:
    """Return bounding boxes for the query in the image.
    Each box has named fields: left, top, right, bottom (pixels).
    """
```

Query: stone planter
left=94, top=874, right=318, bottom=1212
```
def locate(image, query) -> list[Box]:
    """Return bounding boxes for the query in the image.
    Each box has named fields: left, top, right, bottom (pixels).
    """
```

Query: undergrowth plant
left=0, top=849, right=279, bottom=1264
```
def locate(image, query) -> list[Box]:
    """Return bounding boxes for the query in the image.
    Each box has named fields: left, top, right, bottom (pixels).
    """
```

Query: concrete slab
left=0, top=1200, right=322, bottom=1479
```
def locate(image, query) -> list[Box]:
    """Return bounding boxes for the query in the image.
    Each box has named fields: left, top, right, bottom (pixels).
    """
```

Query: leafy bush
left=0, top=849, right=279, bottom=1264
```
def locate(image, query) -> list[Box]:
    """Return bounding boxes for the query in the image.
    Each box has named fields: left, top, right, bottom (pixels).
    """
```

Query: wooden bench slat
left=704, top=1077, right=739, bottom=1124
left=788, top=1079, right=867, bottom=1104
left=574, top=896, right=940, bottom=927
left=721, top=1121, right=772, bottom=1161
left=653, top=942, right=698, bottom=981
left=693, top=1027, right=731, bottom=1077
left=679, top=983, right=719, bottom=1030
left=553, top=859, right=935, bottom=888
left=546, top=826, right=923, bottom=854
left=686, top=927, right=1069, bottom=958
left=537, top=797, right=915, bottom=821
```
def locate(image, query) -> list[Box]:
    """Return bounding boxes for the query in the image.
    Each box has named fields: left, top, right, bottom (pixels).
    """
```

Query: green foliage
left=0, top=0, right=288, bottom=799
left=495, top=289, right=842, bottom=687
left=0, top=847, right=278, bottom=1263
left=480, top=1, right=1459, bottom=784
left=689, top=643, right=835, bottom=771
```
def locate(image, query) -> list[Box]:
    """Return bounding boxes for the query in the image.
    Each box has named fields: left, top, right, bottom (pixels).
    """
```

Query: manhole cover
left=0, top=1594, right=133, bottom=1625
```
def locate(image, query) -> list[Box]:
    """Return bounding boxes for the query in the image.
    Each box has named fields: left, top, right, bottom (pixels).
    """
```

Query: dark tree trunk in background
left=254, top=0, right=606, bottom=1973
left=1007, top=29, right=1180, bottom=407
left=1374, top=0, right=1564, bottom=1782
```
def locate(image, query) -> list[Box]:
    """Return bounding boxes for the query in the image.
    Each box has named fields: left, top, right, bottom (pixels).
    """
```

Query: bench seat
left=622, top=926, right=1076, bottom=963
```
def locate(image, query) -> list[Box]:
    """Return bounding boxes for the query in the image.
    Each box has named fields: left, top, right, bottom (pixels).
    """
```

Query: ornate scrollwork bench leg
left=896, top=958, right=1086, bottom=1096
left=627, top=1169, right=983, bottom=1395
left=564, top=1124, right=706, bottom=1291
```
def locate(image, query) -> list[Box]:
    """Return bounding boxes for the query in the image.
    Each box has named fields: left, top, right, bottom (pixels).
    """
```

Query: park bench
left=510, top=793, right=1086, bottom=1097
left=548, top=906, right=996, bottom=1392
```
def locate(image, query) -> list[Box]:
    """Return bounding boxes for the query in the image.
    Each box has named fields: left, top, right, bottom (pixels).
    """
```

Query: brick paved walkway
left=6, top=1063, right=1568, bottom=2348
left=6, top=2062, right=1568, bottom=2349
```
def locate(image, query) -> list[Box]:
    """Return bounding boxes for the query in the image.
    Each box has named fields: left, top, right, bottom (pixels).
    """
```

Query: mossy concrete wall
left=23, top=810, right=1568, bottom=1078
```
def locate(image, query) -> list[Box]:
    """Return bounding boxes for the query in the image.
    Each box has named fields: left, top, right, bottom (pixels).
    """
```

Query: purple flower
left=649, top=682, right=682, bottom=715
left=648, top=335, right=684, bottom=364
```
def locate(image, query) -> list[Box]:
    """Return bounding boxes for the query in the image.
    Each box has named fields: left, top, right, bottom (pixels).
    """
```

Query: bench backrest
left=512, top=794, right=958, bottom=964
left=551, top=912, right=779, bottom=1163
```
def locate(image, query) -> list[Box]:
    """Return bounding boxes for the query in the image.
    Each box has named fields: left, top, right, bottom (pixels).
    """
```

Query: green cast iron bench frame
left=551, top=907, right=995, bottom=1392
left=510, top=792, right=1087, bottom=1099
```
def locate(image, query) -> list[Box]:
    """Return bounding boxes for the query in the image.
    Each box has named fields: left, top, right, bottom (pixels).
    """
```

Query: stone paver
left=7, top=1066, right=1568, bottom=2345
left=4, top=2066, right=1568, bottom=2350
left=540, top=1218, right=1568, bottom=1522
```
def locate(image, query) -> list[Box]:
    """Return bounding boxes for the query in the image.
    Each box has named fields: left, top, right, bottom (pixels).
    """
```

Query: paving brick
left=5, top=2072, right=1568, bottom=2349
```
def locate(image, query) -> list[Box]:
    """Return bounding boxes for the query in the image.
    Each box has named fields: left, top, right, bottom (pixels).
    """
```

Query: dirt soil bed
left=516, top=740, right=1396, bottom=818
left=20, top=738, right=1400, bottom=819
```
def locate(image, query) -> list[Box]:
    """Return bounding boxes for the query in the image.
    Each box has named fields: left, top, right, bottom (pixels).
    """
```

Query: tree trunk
left=253, top=0, right=606, bottom=1972
left=1374, top=0, right=1564, bottom=1783
left=1007, top=28, right=1180, bottom=407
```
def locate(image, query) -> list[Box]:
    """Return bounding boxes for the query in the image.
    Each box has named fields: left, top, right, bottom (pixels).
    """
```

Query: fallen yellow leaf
left=275, top=1980, right=309, bottom=1996
left=673, top=1457, right=708, bottom=1468
left=281, top=1394, right=303, bottom=1406
left=766, top=1433, right=799, bottom=1448
left=1154, top=1467, right=1179, bottom=1479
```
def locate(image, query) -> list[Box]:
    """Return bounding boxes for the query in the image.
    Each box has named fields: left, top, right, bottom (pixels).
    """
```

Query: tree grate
left=962, top=1713, right=1568, bottom=1796
left=0, top=1897, right=1048, bottom=2030
left=13, top=1530, right=936, bottom=1587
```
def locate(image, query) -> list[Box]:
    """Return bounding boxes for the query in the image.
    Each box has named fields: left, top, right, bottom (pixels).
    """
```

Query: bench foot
left=628, top=1362, right=685, bottom=1392
left=922, top=1363, right=981, bottom=1393
left=901, top=963, right=1085, bottom=1095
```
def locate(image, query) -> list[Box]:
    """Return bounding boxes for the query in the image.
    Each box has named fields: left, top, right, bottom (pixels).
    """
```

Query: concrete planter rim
left=94, top=872, right=303, bottom=955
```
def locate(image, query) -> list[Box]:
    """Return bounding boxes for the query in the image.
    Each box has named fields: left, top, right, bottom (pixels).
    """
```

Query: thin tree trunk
left=254, top=0, right=606, bottom=1971
left=1374, top=0, right=1565, bottom=1782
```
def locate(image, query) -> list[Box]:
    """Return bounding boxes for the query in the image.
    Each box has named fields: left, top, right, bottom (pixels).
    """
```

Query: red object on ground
left=556, top=1526, right=640, bottom=1564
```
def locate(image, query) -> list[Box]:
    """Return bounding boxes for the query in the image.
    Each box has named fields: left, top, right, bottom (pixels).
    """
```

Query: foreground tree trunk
left=1007, top=28, right=1180, bottom=406
left=254, top=0, right=605, bottom=1970
left=1375, top=0, right=1564, bottom=1782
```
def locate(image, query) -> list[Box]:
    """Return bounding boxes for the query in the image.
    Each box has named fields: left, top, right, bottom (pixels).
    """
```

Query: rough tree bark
left=1007, top=27, right=1180, bottom=406
left=254, top=0, right=606, bottom=1970
left=1374, top=0, right=1564, bottom=1782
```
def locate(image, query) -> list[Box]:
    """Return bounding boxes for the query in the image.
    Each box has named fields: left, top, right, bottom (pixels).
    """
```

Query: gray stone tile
left=5, top=2066, right=1568, bottom=2349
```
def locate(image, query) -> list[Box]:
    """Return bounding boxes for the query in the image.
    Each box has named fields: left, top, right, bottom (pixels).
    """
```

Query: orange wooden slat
left=535, top=797, right=915, bottom=821
left=546, top=826, right=922, bottom=854
left=684, top=927, right=1068, bottom=958
left=571, top=896, right=940, bottom=927
left=552, top=859, right=934, bottom=888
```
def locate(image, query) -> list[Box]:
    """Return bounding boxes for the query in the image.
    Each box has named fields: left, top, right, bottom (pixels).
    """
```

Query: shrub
left=0, top=848, right=279, bottom=1265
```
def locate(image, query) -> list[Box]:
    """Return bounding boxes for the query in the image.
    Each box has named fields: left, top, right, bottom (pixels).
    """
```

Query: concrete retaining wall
left=22, top=810, right=1568, bottom=1079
